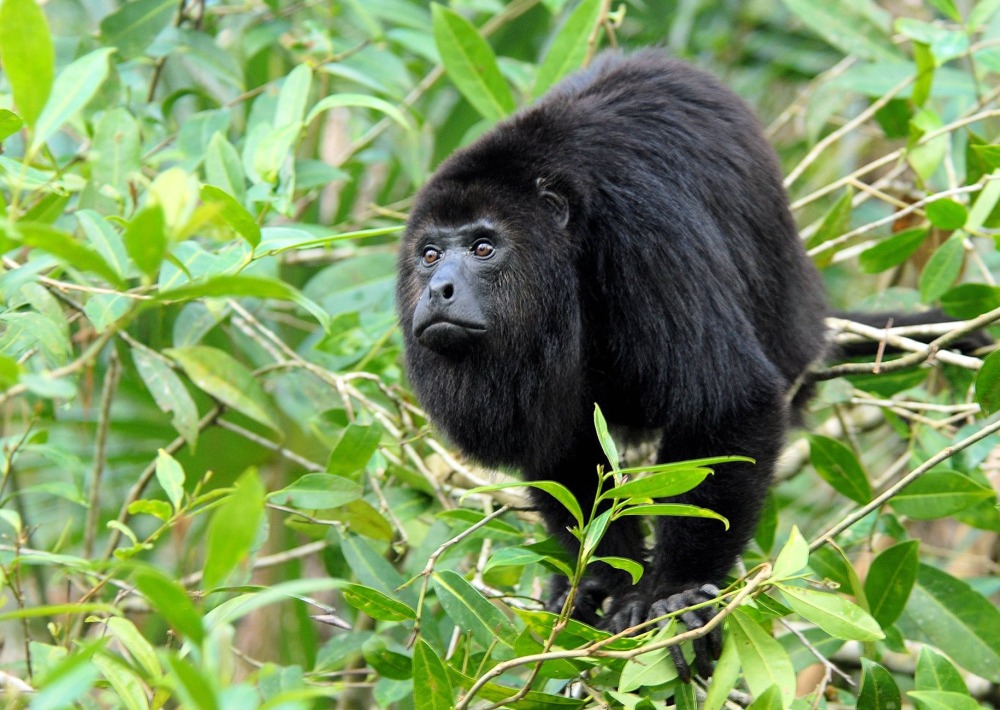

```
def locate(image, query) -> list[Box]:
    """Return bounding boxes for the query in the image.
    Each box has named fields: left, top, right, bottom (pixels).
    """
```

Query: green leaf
left=779, top=585, right=884, bottom=641
left=0, top=109, right=24, bottom=141
left=615, top=503, right=728, bottom=529
left=864, top=540, right=918, bottom=627
left=31, top=641, right=103, bottom=710
left=1, top=221, right=126, bottom=288
left=912, top=41, right=934, bottom=107
left=104, top=617, right=160, bottom=678
left=919, top=234, right=965, bottom=303
left=342, top=583, right=416, bottom=621
left=808, top=435, right=872, bottom=503
left=431, top=4, right=515, bottom=122
left=466, top=480, right=584, bottom=530
left=93, top=654, right=149, bottom=710
left=133, top=349, right=199, bottom=448
left=200, top=185, right=261, bottom=247
left=202, top=468, right=265, bottom=589
left=269, top=473, right=362, bottom=510
left=593, top=403, right=620, bottom=470
left=157, top=273, right=330, bottom=329
left=341, top=534, right=411, bottom=602
left=362, top=635, right=412, bottom=680
left=976, top=350, right=1000, bottom=415
left=858, top=659, right=901, bottom=710
left=328, top=499, right=394, bottom=542
left=98, top=0, right=175, bottom=59
left=533, top=0, right=603, bottom=97
left=593, top=555, right=644, bottom=584
left=703, top=631, right=740, bottom=710
left=165, top=345, right=280, bottom=432
left=124, top=204, right=167, bottom=278
left=899, top=564, right=1000, bottom=682
left=153, top=449, right=186, bottom=512
left=205, top=132, right=246, bottom=204
left=305, top=93, right=414, bottom=133
left=746, top=685, right=784, bottom=710
left=780, top=0, right=897, bottom=61
left=909, top=109, right=947, bottom=183
left=891, top=470, right=995, bottom=519
left=275, top=63, right=312, bottom=128
left=925, top=0, right=961, bottom=21
left=941, top=283, right=1000, bottom=319
left=133, top=566, right=204, bottom=646
left=908, top=691, right=982, bottom=710
left=968, top=170, right=1000, bottom=233
left=30, top=48, right=115, bottom=154
left=925, top=198, right=967, bottom=230
left=729, top=609, right=796, bottom=707
left=92, top=108, right=141, bottom=196
left=165, top=653, right=218, bottom=710
left=432, top=570, right=516, bottom=648
left=618, top=627, right=679, bottom=691
left=805, top=188, right=853, bottom=265
left=413, top=639, right=455, bottom=710
left=915, top=646, right=969, bottom=694
left=970, top=0, right=1000, bottom=29
left=859, top=227, right=928, bottom=274
left=772, top=526, right=809, bottom=580
left=327, top=422, right=383, bottom=477
left=598, top=467, right=712, bottom=502
left=0, top=0, right=54, bottom=126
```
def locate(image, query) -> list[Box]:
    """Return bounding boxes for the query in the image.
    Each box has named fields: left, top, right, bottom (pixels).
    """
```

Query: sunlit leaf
left=779, top=585, right=883, bottom=641
left=534, top=0, right=603, bottom=97
left=431, top=3, right=515, bottom=122
left=0, top=0, right=54, bottom=126
left=30, top=48, right=115, bottom=154
left=165, top=345, right=279, bottom=432
left=729, top=609, right=796, bottom=706
left=432, top=570, right=516, bottom=648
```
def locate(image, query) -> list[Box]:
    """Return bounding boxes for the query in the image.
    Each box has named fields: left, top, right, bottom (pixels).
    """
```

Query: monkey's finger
left=669, top=644, right=692, bottom=683
left=692, top=634, right=715, bottom=678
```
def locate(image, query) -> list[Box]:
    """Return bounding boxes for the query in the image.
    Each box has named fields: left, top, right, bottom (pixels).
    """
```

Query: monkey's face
left=405, top=218, right=506, bottom=356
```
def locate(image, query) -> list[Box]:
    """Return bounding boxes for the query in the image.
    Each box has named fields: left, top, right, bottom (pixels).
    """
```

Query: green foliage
left=0, top=0, right=999, bottom=706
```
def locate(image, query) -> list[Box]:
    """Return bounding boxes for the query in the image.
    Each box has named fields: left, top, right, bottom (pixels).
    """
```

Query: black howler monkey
left=396, top=49, right=831, bottom=680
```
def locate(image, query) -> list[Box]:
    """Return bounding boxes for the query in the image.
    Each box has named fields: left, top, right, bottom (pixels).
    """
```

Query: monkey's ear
left=536, top=177, right=570, bottom=229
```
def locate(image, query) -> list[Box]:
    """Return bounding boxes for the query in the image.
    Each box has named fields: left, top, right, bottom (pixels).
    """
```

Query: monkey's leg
left=603, top=394, right=787, bottom=680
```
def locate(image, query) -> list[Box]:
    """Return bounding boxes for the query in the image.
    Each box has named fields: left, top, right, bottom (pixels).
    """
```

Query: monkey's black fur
left=397, top=50, right=829, bottom=679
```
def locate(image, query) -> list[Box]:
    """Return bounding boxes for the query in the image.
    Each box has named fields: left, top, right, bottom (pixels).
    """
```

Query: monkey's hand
left=603, top=583, right=722, bottom=682
left=545, top=575, right=614, bottom=627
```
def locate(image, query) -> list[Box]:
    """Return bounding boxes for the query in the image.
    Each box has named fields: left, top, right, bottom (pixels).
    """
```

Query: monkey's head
left=397, top=170, right=573, bottom=359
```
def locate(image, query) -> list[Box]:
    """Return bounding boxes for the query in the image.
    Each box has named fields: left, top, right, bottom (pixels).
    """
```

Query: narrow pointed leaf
left=780, top=584, right=884, bottom=641
left=431, top=4, right=515, bottom=122
left=432, top=570, right=516, bottom=648
left=864, top=540, right=918, bottom=627
left=202, top=468, right=265, bottom=589
left=534, top=0, right=603, bottom=97
left=165, top=345, right=279, bottom=432
left=31, top=48, right=115, bottom=153
left=0, top=0, right=54, bottom=125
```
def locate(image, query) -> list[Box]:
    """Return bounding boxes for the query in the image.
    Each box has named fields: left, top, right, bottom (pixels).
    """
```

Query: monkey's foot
left=603, top=583, right=722, bottom=682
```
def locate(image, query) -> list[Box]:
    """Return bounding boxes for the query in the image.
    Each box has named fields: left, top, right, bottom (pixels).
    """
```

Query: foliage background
left=0, top=0, right=999, bottom=707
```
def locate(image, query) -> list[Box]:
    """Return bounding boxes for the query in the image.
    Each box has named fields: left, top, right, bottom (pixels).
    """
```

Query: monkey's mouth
left=413, top=319, right=487, bottom=354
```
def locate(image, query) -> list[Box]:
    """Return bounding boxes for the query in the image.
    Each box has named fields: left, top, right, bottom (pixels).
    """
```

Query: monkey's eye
left=422, top=246, right=441, bottom=265
left=472, top=240, right=495, bottom=259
